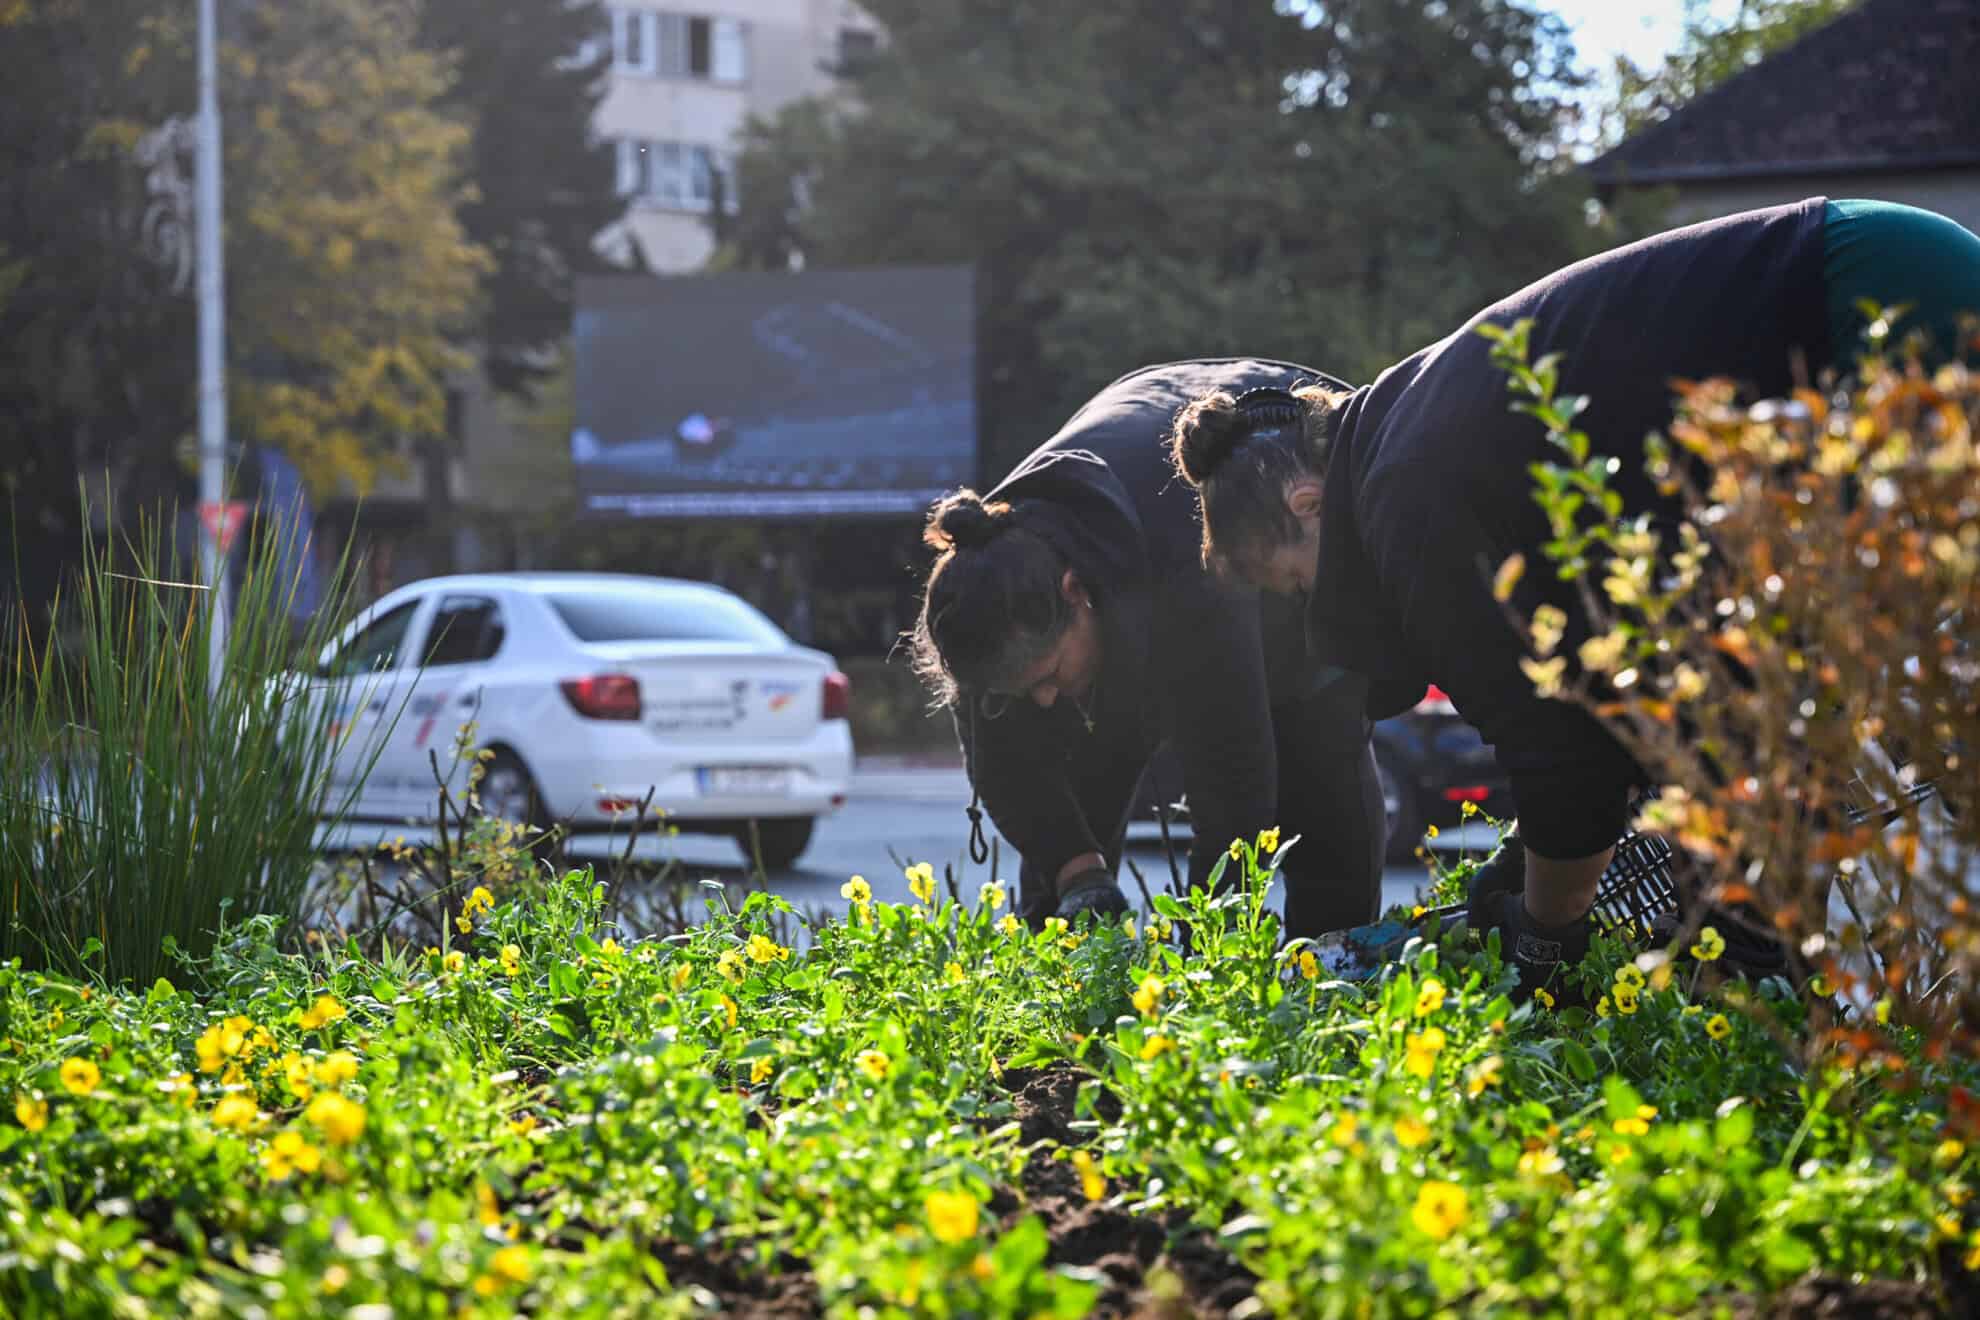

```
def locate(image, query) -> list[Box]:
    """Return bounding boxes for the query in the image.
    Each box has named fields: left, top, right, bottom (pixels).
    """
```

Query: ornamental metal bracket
left=134, top=116, right=198, bottom=295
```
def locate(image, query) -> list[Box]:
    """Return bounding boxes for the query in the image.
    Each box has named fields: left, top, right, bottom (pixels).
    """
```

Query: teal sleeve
left=1823, top=198, right=1980, bottom=365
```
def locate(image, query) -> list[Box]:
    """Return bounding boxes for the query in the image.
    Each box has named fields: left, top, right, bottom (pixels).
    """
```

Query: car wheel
left=1375, top=748, right=1423, bottom=864
left=738, top=817, right=815, bottom=871
left=476, top=749, right=549, bottom=834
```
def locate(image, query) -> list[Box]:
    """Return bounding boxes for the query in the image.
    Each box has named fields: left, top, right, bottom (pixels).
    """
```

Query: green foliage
left=1604, top=0, right=1857, bottom=141
left=417, top=0, right=620, bottom=398
left=217, top=0, right=490, bottom=496
left=0, top=501, right=363, bottom=985
left=3, top=0, right=499, bottom=514
left=1483, top=312, right=1980, bottom=1058
left=1, top=840, right=1972, bottom=1314
left=725, top=0, right=1627, bottom=475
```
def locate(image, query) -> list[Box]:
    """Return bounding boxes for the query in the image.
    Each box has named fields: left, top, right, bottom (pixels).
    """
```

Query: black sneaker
left=1055, top=870, right=1131, bottom=923
left=1477, top=890, right=1590, bottom=1002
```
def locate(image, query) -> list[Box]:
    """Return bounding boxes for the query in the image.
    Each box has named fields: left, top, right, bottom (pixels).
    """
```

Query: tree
left=723, top=0, right=1616, bottom=477
left=64, top=0, right=489, bottom=498
left=0, top=0, right=196, bottom=617
left=418, top=0, right=622, bottom=397
left=1605, top=0, right=1856, bottom=141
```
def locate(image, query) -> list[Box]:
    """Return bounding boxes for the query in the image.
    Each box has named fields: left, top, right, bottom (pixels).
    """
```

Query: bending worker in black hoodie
left=1169, top=198, right=1980, bottom=995
left=910, top=359, right=1387, bottom=934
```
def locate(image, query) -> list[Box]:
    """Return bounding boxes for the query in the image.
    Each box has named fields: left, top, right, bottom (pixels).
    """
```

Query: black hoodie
left=1305, top=198, right=1833, bottom=859
left=961, top=358, right=1351, bottom=890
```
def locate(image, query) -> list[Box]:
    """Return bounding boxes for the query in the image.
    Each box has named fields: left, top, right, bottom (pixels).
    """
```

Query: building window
left=615, top=139, right=649, bottom=198
left=610, top=8, right=746, bottom=83
left=612, top=138, right=740, bottom=214
left=711, top=17, right=748, bottom=82
left=655, top=12, right=688, bottom=77
left=613, top=7, right=655, bottom=76
left=837, top=26, right=879, bottom=71
left=654, top=142, right=686, bottom=207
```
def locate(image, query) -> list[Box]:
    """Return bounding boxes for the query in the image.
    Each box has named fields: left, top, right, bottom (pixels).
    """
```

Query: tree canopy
left=722, top=0, right=1633, bottom=476
left=418, top=0, right=620, bottom=398
left=1604, top=0, right=1856, bottom=141
left=0, top=0, right=618, bottom=613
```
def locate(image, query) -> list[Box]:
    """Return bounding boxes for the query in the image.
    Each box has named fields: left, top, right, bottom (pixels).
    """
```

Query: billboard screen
left=571, top=266, right=976, bottom=518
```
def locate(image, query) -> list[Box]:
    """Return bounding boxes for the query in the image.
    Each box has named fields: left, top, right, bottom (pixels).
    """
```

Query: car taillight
left=1442, top=785, right=1491, bottom=803
left=1416, top=684, right=1457, bottom=716
left=560, top=674, right=641, bottom=721
left=822, top=670, right=851, bottom=721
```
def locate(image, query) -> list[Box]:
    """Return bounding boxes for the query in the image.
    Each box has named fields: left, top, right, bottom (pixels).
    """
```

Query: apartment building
left=595, top=0, right=879, bottom=272
left=332, top=1, right=879, bottom=590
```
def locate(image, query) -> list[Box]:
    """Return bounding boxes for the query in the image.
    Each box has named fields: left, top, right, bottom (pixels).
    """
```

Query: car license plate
left=698, top=766, right=792, bottom=797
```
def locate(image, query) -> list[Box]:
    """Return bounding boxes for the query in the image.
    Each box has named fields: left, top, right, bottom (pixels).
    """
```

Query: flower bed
left=2, top=841, right=1975, bottom=1317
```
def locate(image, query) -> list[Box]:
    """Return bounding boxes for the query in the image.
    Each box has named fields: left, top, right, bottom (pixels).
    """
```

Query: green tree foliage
left=0, top=0, right=194, bottom=616
left=1606, top=0, right=1857, bottom=140
left=218, top=0, right=489, bottom=495
left=2, top=0, right=491, bottom=510
left=723, top=0, right=1623, bottom=474
left=418, top=0, right=622, bottom=397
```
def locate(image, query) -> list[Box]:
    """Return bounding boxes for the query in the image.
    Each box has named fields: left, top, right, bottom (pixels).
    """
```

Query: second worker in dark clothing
left=1169, top=197, right=1980, bottom=995
left=909, top=359, right=1387, bottom=936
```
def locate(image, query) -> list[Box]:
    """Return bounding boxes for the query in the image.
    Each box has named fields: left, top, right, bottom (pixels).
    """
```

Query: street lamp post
left=196, top=0, right=229, bottom=686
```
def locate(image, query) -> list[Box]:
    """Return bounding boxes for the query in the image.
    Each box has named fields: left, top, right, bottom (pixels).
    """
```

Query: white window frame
left=711, top=17, right=748, bottom=84
left=615, top=139, right=650, bottom=198
left=613, top=6, right=656, bottom=76
left=650, top=142, right=687, bottom=208
left=655, top=12, right=690, bottom=78
left=687, top=146, right=715, bottom=209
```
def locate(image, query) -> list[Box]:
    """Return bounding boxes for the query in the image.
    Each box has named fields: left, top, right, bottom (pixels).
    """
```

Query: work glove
left=1054, top=865, right=1130, bottom=923
left=1473, top=889, right=1590, bottom=1005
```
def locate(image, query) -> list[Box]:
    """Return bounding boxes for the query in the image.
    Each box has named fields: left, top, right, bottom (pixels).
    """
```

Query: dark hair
left=1169, top=383, right=1348, bottom=572
left=909, top=488, right=1073, bottom=706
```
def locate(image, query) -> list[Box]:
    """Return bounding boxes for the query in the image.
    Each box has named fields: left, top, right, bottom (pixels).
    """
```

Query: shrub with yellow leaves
left=1489, top=316, right=1980, bottom=1066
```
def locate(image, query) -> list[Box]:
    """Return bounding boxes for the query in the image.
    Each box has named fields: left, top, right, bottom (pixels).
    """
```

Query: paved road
left=321, top=760, right=1497, bottom=925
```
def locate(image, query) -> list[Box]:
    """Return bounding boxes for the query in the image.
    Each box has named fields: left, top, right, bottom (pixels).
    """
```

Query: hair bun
left=923, top=489, right=1009, bottom=553
left=1169, top=391, right=1248, bottom=487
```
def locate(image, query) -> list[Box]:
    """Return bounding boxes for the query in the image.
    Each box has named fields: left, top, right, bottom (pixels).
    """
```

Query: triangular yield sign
left=198, top=500, right=250, bottom=556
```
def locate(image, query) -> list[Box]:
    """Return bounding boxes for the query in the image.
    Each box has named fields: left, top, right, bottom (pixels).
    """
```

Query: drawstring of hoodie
left=965, top=697, right=990, bottom=864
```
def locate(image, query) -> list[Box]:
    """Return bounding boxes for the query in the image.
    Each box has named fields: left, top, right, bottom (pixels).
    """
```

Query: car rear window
left=546, top=588, right=787, bottom=646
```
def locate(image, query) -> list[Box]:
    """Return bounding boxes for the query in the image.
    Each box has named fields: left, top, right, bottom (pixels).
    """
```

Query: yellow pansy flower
left=304, top=1092, right=366, bottom=1146
left=1411, top=1181, right=1469, bottom=1240
left=926, top=1190, right=980, bottom=1244
left=59, top=1057, right=100, bottom=1096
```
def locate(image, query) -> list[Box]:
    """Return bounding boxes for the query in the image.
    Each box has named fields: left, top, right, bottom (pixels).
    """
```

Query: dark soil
left=1731, top=1274, right=1951, bottom=1319
left=636, top=1064, right=1970, bottom=1318
left=986, top=1064, right=1256, bottom=1318
left=648, top=1241, right=820, bottom=1318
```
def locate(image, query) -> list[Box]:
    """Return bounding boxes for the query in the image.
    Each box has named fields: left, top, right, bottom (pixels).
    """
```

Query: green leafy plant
left=1480, top=314, right=1980, bottom=1064
left=0, top=502, right=363, bottom=984
left=1, top=835, right=1974, bottom=1315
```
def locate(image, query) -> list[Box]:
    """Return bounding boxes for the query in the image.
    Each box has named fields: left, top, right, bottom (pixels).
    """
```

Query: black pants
left=1015, top=671, right=1387, bottom=940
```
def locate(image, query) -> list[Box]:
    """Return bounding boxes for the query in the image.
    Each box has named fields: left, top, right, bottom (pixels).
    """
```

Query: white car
left=310, top=572, right=854, bottom=868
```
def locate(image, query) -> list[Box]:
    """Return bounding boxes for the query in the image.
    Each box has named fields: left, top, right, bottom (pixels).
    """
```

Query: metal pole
left=196, top=0, right=229, bottom=685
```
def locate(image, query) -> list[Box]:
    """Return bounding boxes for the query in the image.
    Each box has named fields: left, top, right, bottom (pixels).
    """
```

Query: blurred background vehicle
left=1128, top=684, right=1512, bottom=863
left=310, top=572, right=853, bottom=869
left=1372, top=685, right=1513, bottom=861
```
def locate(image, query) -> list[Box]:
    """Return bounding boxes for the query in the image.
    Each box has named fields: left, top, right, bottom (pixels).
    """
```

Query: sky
left=1548, top=0, right=1704, bottom=73
left=1550, top=0, right=1785, bottom=79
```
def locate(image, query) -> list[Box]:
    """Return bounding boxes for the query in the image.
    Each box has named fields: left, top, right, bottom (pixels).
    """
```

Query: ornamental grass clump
left=0, top=500, right=363, bottom=984
left=1485, top=312, right=1980, bottom=1065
